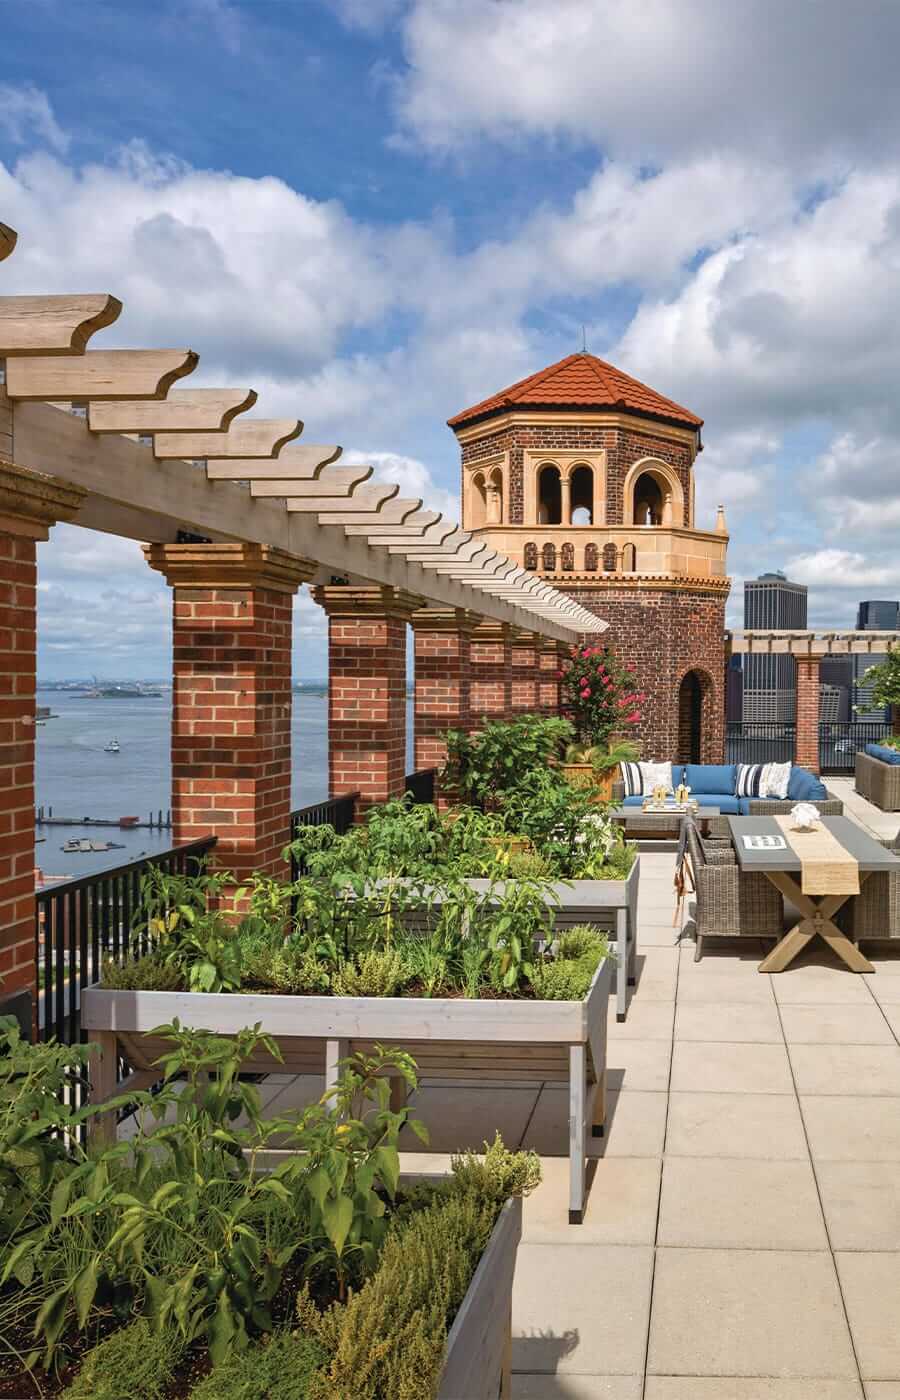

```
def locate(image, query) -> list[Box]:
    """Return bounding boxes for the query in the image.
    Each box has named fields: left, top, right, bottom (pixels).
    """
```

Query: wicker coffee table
left=610, top=805, right=722, bottom=839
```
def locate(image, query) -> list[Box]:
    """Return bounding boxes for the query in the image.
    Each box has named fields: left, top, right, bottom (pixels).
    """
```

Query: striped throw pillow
left=620, top=761, right=643, bottom=797
left=735, top=764, right=764, bottom=798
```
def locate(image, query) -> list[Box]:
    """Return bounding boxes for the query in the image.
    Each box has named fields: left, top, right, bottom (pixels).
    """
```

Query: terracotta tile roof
left=447, top=352, right=703, bottom=430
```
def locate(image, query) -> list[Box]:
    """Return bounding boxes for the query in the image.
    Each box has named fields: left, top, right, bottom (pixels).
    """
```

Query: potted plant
left=560, top=644, right=645, bottom=769
left=562, top=738, right=642, bottom=802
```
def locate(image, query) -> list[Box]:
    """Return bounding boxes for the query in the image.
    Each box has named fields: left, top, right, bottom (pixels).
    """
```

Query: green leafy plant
left=242, top=942, right=331, bottom=995
left=441, top=714, right=574, bottom=808
left=564, top=737, right=641, bottom=772
left=560, top=643, right=645, bottom=746
left=100, top=951, right=183, bottom=992
left=135, top=864, right=242, bottom=993
left=857, top=648, right=900, bottom=716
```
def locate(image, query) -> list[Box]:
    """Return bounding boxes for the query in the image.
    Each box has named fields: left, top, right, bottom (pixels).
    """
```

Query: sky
left=2, top=0, right=900, bottom=678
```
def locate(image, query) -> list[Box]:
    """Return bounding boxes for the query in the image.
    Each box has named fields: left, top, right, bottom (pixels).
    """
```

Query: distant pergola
left=0, top=218, right=604, bottom=1010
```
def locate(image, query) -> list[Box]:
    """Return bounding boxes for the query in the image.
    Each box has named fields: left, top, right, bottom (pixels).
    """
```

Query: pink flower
left=627, top=712, right=641, bottom=724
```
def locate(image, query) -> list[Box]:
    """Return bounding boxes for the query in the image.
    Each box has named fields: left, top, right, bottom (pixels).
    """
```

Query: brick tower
left=449, top=353, right=731, bottom=762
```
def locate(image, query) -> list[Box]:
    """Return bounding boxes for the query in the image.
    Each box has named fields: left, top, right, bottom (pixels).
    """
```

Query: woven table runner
left=774, top=817, right=860, bottom=896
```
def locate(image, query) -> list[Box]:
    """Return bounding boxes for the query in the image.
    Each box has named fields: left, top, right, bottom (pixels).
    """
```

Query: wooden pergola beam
left=285, top=483, right=399, bottom=513
left=0, top=223, right=16, bottom=261
left=315, top=497, right=423, bottom=524
left=207, top=445, right=341, bottom=480
left=0, top=294, right=123, bottom=356
left=88, top=388, right=257, bottom=434
left=249, top=466, right=371, bottom=497
left=153, top=420, right=301, bottom=459
left=4, top=349, right=198, bottom=401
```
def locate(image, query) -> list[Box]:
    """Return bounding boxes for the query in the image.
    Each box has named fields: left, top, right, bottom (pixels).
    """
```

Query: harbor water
left=35, top=690, right=414, bottom=879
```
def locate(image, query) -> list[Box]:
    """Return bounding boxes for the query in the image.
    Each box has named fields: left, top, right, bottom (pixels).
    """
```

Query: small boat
left=104, top=738, right=120, bottom=753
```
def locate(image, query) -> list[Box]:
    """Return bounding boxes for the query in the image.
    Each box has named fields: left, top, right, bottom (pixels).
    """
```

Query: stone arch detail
left=602, top=542, right=618, bottom=572
left=541, top=541, right=557, bottom=572
left=584, top=542, right=599, bottom=571
left=623, top=457, right=686, bottom=527
left=675, top=666, right=717, bottom=764
left=561, top=541, right=575, bottom=571
left=524, top=541, right=538, bottom=572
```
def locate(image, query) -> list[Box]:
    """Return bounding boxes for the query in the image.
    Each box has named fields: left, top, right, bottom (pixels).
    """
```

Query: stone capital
left=0, top=457, right=86, bottom=540
left=470, top=618, right=513, bottom=644
left=313, top=584, right=424, bottom=620
left=143, top=541, right=315, bottom=593
left=409, top=606, right=479, bottom=634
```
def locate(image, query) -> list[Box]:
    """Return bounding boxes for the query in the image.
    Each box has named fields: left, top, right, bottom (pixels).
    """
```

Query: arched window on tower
left=524, top=541, right=538, bottom=572
left=542, top=541, right=557, bottom=572
left=570, top=464, right=593, bottom=525
left=537, top=464, right=562, bottom=524
left=632, top=471, right=664, bottom=526
left=561, top=541, right=575, bottom=571
left=584, top=542, right=599, bottom=572
left=603, top=543, right=618, bottom=572
left=486, top=466, right=503, bottom=524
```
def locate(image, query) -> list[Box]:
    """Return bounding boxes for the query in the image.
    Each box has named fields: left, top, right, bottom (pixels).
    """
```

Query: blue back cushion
left=787, top=767, right=829, bottom=799
left=670, top=764, right=685, bottom=787
left=684, top=764, right=737, bottom=795
left=866, top=743, right=900, bottom=765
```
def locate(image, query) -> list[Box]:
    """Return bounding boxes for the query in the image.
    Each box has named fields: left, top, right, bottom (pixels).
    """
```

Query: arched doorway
left=677, top=670, right=704, bottom=763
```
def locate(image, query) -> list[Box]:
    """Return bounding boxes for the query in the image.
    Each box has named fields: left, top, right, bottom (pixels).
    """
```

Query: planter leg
left=568, top=1042, right=586, bottom=1225
left=389, top=1075, right=408, bottom=1113
left=325, top=1038, right=349, bottom=1109
left=590, top=1063, right=606, bottom=1140
left=87, top=1030, right=118, bottom=1148
left=616, top=908, right=628, bottom=1021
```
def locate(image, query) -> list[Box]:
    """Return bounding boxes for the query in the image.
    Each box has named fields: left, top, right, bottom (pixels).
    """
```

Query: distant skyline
left=5, top=2, right=900, bottom=673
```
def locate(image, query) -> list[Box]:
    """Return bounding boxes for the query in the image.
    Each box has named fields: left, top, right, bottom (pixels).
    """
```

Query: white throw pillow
left=639, top=761, right=673, bottom=794
left=760, top=761, right=791, bottom=799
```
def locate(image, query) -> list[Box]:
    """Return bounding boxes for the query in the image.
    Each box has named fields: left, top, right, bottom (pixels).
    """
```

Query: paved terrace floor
left=138, top=775, right=899, bottom=1398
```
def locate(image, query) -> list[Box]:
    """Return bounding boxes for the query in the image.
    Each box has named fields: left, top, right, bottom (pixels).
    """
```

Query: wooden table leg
left=758, top=873, right=874, bottom=974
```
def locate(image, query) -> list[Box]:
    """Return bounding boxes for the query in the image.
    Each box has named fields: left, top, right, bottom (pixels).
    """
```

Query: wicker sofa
left=838, top=831, right=900, bottom=942
left=612, top=762, right=844, bottom=819
left=683, top=823, right=784, bottom=962
left=855, top=746, right=900, bottom=813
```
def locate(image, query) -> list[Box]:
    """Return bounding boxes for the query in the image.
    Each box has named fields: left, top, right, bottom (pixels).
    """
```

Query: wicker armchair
left=855, top=750, right=900, bottom=813
left=685, top=823, right=783, bottom=962
left=838, top=831, right=900, bottom=942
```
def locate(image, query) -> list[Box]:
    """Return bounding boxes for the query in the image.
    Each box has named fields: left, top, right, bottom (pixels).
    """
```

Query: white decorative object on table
left=789, top=801, right=820, bottom=831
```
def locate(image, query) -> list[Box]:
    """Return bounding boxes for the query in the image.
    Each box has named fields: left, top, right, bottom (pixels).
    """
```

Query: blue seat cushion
left=620, top=792, right=741, bottom=814
left=787, top=767, right=829, bottom=799
left=867, top=742, right=900, bottom=765
left=684, top=763, right=737, bottom=795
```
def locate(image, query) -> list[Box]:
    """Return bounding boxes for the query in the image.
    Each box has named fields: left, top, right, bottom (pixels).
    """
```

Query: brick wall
left=461, top=419, right=694, bottom=527
left=573, top=583, right=728, bottom=761
left=412, top=611, right=472, bottom=782
left=470, top=623, right=513, bottom=722
left=795, top=656, right=821, bottom=774
left=511, top=631, right=540, bottom=713
left=0, top=532, right=38, bottom=997
left=169, top=583, right=295, bottom=879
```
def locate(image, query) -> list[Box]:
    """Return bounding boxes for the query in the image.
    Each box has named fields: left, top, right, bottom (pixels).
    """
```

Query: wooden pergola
left=0, top=218, right=605, bottom=1012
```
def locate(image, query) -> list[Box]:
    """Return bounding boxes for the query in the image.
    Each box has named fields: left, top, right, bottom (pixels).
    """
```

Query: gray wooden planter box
left=82, top=958, right=610, bottom=1223
left=466, top=857, right=640, bottom=1021
left=438, top=1195, right=521, bottom=1400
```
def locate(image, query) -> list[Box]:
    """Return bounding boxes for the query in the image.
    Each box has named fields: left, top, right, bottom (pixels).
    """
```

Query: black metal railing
left=725, top=722, right=796, bottom=765
left=36, top=837, right=217, bottom=1046
left=289, top=792, right=359, bottom=880
left=819, top=720, right=893, bottom=774
left=404, top=768, right=436, bottom=804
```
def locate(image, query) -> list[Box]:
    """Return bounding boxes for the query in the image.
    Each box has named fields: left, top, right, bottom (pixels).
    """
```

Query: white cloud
left=390, top=0, right=900, bottom=171
left=784, top=549, right=900, bottom=593
left=0, top=82, right=69, bottom=154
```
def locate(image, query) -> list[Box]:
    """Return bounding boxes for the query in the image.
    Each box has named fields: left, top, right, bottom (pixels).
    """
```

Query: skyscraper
left=854, top=600, right=900, bottom=716
left=742, top=572, right=808, bottom=722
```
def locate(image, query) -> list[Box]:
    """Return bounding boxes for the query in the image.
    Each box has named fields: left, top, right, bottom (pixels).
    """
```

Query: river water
left=35, top=690, right=414, bottom=879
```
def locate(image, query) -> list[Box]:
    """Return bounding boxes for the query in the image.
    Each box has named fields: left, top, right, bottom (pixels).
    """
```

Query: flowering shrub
left=560, top=644, right=645, bottom=746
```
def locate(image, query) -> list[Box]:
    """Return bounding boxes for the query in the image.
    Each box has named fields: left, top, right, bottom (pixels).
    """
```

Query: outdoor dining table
left=728, top=815, right=900, bottom=974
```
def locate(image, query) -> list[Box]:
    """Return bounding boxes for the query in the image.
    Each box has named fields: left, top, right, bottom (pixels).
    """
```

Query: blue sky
left=3, top=0, right=900, bottom=676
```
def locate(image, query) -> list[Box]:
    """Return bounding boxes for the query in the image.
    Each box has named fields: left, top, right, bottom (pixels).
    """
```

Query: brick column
left=145, top=543, right=314, bottom=882
left=795, top=655, right=821, bottom=774
left=0, top=461, right=84, bottom=1009
left=314, top=585, right=421, bottom=812
left=510, top=629, right=541, bottom=715
left=537, top=636, right=564, bottom=715
left=411, top=608, right=474, bottom=788
left=470, top=620, right=513, bottom=723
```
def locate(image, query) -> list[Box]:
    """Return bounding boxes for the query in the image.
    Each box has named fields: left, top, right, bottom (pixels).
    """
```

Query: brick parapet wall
left=572, top=583, right=727, bottom=762
left=795, top=656, right=821, bottom=775
left=460, top=419, right=694, bottom=527
left=315, top=586, right=421, bottom=813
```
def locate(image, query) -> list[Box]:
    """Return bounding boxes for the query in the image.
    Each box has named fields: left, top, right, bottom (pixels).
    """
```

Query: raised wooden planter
left=438, top=1195, right=521, bottom=1399
left=82, top=958, right=610, bottom=1223
left=561, top=762, right=616, bottom=802
left=467, top=858, right=640, bottom=1021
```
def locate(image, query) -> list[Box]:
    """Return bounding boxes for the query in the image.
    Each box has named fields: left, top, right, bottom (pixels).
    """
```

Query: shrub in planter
left=560, top=643, right=644, bottom=748
left=188, top=1328, right=326, bottom=1399
left=441, top=714, right=574, bottom=808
